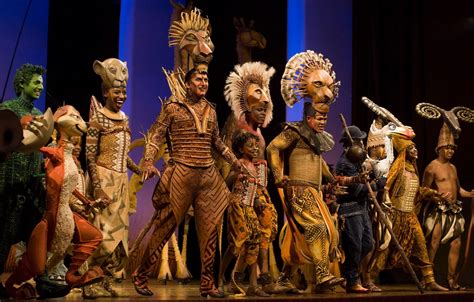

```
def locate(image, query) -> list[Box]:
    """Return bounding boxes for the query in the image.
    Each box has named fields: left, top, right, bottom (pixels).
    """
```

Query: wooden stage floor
left=32, top=279, right=474, bottom=302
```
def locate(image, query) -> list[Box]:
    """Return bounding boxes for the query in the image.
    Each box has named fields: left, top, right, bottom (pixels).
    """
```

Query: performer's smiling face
left=105, top=87, right=127, bottom=112
left=21, top=74, right=44, bottom=101
left=407, top=144, right=418, bottom=160
left=187, top=72, right=209, bottom=98
left=240, top=137, right=259, bottom=161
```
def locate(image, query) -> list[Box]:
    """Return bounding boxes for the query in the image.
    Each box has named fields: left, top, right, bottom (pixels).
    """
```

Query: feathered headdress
left=281, top=50, right=340, bottom=108
left=224, top=62, right=275, bottom=128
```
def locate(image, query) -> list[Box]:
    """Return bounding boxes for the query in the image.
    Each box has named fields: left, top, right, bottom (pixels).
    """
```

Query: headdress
left=281, top=50, right=340, bottom=111
left=385, top=134, right=416, bottom=198
left=366, top=121, right=385, bottom=149
left=415, top=102, right=474, bottom=152
left=93, top=58, right=128, bottom=88
left=169, top=8, right=210, bottom=47
left=224, top=62, right=275, bottom=127
left=436, top=123, right=456, bottom=151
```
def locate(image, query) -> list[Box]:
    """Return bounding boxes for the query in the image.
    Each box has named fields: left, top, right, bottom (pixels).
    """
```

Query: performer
left=0, top=64, right=46, bottom=278
left=360, top=118, right=394, bottom=292
left=421, top=122, right=474, bottom=290
left=132, top=67, right=241, bottom=298
left=222, top=130, right=270, bottom=297
left=4, top=106, right=104, bottom=299
left=85, top=58, right=140, bottom=297
left=267, top=50, right=346, bottom=293
left=335, top=125, right=377, bottom=293
left=372, top=134, right=448, bottom=291
left=220, top=61, right=287, bottom=294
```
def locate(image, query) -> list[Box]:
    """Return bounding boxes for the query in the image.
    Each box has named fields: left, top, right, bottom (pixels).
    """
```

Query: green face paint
left=21, top=74, right=44, bottom=101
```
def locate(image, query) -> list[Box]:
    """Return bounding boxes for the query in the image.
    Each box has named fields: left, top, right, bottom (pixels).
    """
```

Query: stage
left=39, top=279, right=474, bottom=301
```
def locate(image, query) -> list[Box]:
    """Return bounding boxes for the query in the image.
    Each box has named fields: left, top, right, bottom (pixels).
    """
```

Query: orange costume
left=5, top=107, right=103, bottom=299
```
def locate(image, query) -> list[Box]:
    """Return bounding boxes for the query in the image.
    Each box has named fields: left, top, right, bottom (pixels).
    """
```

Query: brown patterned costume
left=133, top=96, right=238, bottom=296
left=267, top=122, right=340, bottom=286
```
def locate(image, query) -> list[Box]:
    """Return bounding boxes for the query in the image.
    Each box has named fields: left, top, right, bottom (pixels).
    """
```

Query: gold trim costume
left=372, top=135, right=444, bottom=288
left=267, top=50, right=343, bottom=292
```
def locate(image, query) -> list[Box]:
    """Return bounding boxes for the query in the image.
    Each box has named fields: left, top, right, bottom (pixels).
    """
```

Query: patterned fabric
left=145, top=99, right=237, bottom=168
left=137, top=162, right=229, bottom=294
left=90, top=166, right=129, bottom=271
left=374, top=209, right=432, bottom=278
left=255, top=188, right=278, bottom=248
left=288, top=187, right=339, bottom=285
left=423, top=200, right=465, bottom=244
left=87, top=109, right=131, bottom=174
left=0, top=98, right=43, bottom=191
left=86, top=108, right=133, bottom=277
left=227, top=195, right=261, bottom=264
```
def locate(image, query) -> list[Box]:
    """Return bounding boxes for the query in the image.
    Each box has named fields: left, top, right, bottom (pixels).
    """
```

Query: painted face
left=406, top=144, right=418, bottom=160
left=186, top=72, right=209, bottom=98
left=240, top=137, right=259, bottom=161
left=248, top=102, right=268, bottom=127
left=306, top=111, right=328, bottom=133
left=438, top=145, right=455, bottom=160
left=369, top=145, right=387, bottom=160
left=105, top=87, right=127, bottom=112
left=306, top=69, right=334, bottom=104
left=180, top=29, right=214, bottom=66
left=21, top=74, right=43, bottom=101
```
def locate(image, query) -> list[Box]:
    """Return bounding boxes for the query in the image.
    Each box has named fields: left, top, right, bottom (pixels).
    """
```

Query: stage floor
left=36, top=279, right=474, bottom=302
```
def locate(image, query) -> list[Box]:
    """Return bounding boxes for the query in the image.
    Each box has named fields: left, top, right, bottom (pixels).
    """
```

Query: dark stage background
left=1, top=0, right=473, bottom=288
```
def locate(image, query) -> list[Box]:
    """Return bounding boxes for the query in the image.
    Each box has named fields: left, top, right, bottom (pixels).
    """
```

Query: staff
left=339, top=113, right=424, bottom=294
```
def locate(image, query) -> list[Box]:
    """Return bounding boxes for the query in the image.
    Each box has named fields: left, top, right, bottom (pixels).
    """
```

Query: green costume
left=0, top=97, right=45, bottom=274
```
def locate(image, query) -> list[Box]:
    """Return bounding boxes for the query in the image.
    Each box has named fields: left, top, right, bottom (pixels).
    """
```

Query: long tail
left=170, top=232, right=192, bottom=280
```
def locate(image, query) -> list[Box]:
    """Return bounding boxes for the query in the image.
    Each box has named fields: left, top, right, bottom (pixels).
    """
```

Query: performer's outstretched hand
left=141, top=161, right=160, bottom=183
